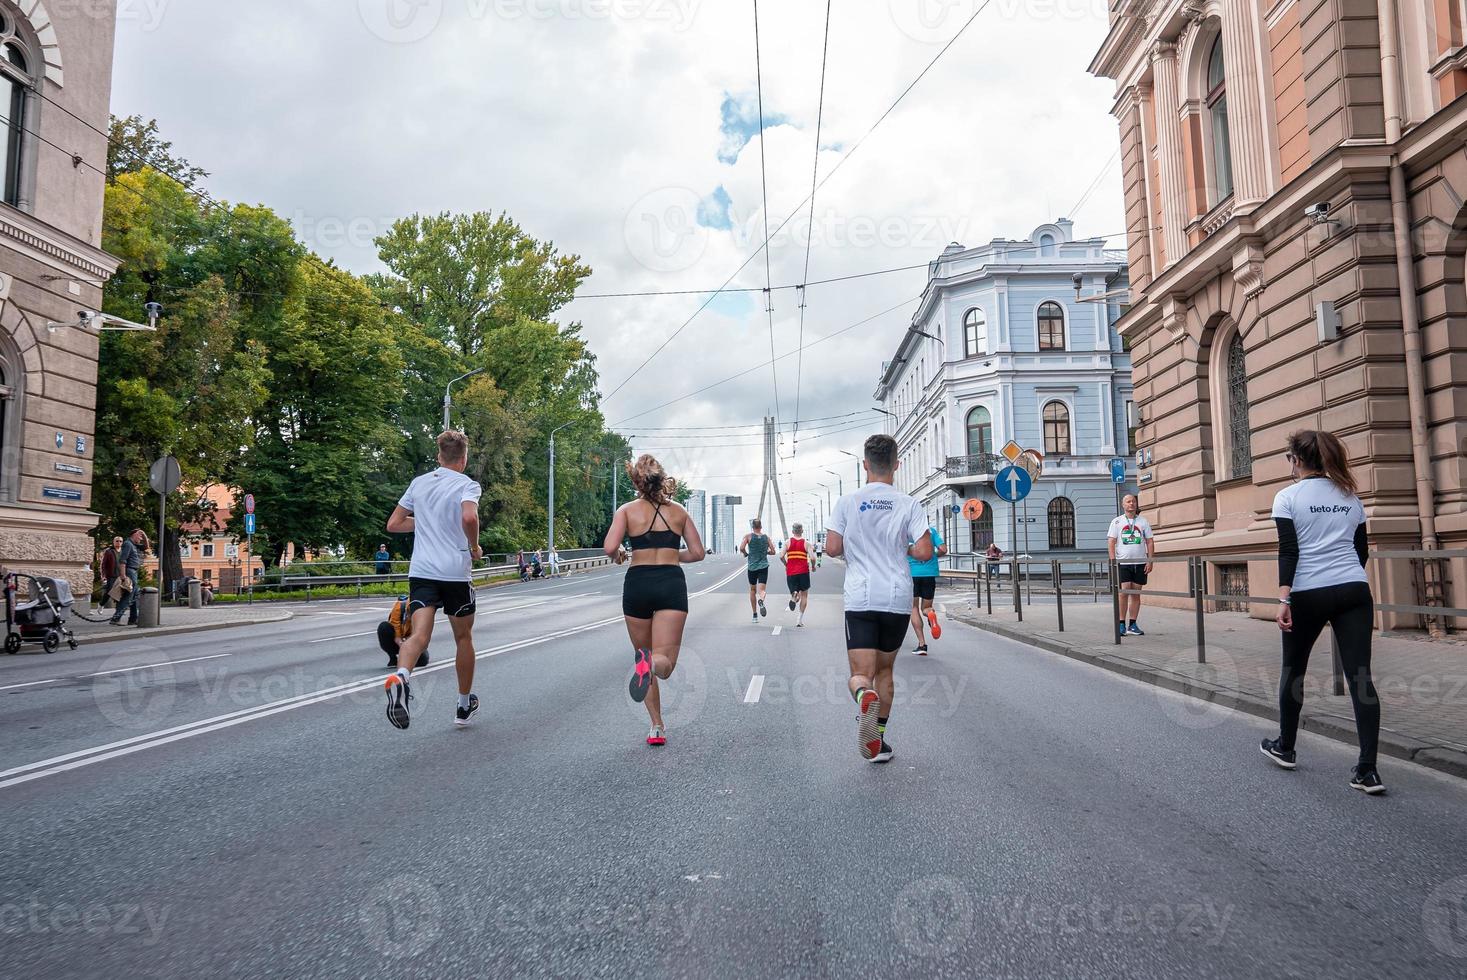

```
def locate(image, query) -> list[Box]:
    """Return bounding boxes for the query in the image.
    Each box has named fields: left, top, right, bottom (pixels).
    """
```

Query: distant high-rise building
left=684, top=490, right=706, bottom=539
left=710, top=494, right=737, bottom=554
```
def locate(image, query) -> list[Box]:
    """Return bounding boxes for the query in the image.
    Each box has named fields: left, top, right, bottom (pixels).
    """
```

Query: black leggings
left=1277, top=581, right=1379, bottom=767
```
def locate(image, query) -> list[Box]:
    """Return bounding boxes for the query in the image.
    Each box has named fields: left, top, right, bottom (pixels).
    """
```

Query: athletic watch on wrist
left=1279, top=596, right=1292, bottom=605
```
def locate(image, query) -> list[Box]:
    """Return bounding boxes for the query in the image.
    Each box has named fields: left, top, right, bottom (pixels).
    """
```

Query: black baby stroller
left=3, top=572, right=79, bottom=654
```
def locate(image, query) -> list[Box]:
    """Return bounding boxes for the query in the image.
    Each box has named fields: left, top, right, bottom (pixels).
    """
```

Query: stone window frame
left=1208, top=319, right=1253, bottom=482
left=1042, top=399, right=1072, bottom=456
left=1180, top=16, right=1235, bottom=217
left=1047, top=496, right=1076, bottom=549
left=965, top=404, right=993, bottom=457
left=0, top=2, right=41, bottom=213
left=0, top=329, right=20, bottom=503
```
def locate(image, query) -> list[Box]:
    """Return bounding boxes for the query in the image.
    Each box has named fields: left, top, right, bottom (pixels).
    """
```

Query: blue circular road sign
left=995, top=465, right=1032, bottom=503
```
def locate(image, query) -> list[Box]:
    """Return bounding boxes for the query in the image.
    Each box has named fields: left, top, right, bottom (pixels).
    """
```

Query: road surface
left=3, top=556, right=1466, bottom=978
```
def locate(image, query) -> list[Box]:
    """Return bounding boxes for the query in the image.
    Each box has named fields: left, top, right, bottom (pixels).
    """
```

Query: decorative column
left=1218, top=0, right=1269, bottom=205
left=1150, top=42, right=1188, bottom=266
left=1135, top=84, right=1163, bottom=277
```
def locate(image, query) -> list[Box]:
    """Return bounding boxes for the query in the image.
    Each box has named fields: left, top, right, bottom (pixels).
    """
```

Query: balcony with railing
left=944, top=453, right=1005, bottom=479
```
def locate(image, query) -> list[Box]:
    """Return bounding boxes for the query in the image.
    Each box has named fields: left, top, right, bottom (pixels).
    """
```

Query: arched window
left=1042, top=401, right=1071, bottom=456
left=1038, top=234, right=1056, bottom=256
left=1047, top=497, right=1075, bottom=549
left=963, top=308, right=986, bottom=357
left=1226, top=333, right=1252, bottom=478
left=0, top=11, right=32, bottom=207
left=1037, top=301, right=1066, bottom=350
left=966, top=406, right=992, bottom=457
left=0, top=344, right=17, bottom=502
left=971, top=504, right=994, bottom=551
left=1206, top=35, right=1233, bottom=205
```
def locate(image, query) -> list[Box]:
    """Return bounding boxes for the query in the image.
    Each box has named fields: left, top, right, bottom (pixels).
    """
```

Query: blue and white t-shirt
left=827, top=483, right=929, bottom=614
left=1271, top=477, right=1367, bottom=592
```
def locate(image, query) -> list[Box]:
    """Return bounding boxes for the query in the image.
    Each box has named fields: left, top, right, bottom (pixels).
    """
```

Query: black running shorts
left=408, top=578, right=476, bottom=618
left=623, top=564, right=688, bottom=619
left=747, top=567, right=769, bottom=586
left=912, top=576, right=937, bottom=601
left=786, top=572, right=811, bottom=594
left=844, top=610, right=910, bottom=652
left=1118, top=564, right=1149, bottom=586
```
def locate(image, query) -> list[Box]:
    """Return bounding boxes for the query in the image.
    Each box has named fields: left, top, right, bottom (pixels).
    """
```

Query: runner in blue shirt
left=908, top=524, right=947, bottom=654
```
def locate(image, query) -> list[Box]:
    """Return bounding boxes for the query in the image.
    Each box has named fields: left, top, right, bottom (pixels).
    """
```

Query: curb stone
left=70, top=612, right=295, bottom=647
left=951, top=609, right=1467, bottom=783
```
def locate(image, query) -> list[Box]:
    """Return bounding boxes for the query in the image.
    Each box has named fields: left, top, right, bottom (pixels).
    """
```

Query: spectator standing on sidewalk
left=374, top=543, right=391, bottom=576
left=99, top=536, right=121, bottom=609
left=1107, top=494, right=1154, bottom=638
left=108, top=529, right=149, bottom=627
left=1260, top=429, right=1384, bottom=795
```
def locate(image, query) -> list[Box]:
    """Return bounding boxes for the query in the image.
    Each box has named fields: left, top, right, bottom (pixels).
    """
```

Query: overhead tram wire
left=610, top=294, right=917, bottom=428
left=574, top=260, right=931, bottom=300
left=752, top=0, right=781, bottom=429
left=1066, top=146, right=1121, bottom=222
left=600, top=0, right=994, bottom=404
left=792, top=0, right=833, bottom=456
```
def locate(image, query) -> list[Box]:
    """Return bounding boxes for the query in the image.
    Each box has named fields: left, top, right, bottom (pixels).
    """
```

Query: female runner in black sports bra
left=603, top=454, right=706, bottom=745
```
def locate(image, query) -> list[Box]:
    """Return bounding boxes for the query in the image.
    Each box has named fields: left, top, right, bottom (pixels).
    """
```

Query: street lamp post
left=548, top=420, right=577, bottom=561
left=823, top=469, right=844, bottom=498
left=816, top=482, right=834, bottom=513
left=872, top=405, right=898, bottom=423
left=839, top=449, right=862, bottom=489
left=443, top=368, right=487, bottom=429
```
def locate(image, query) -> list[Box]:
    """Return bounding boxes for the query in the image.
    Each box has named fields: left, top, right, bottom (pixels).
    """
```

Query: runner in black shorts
left=383, top=430, right=484, bottom=730
left=605, top=454, right=706, bottom=746
left=824, top=435, right=933, bottom=763
left=741, top=519, right=772, bottom=623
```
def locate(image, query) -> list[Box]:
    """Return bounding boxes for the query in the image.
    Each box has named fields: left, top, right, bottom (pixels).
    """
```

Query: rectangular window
left=202, top=542, right=215, bottom=558
left=1125, top=400, right=1138, bottom=453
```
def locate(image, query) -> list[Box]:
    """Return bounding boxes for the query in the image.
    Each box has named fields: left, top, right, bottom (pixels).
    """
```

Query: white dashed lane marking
left=743, top=675, right=764, bottom=703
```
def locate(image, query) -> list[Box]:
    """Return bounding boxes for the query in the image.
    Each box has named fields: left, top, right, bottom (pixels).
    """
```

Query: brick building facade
left=1091, top=0, right=1467, bottom=620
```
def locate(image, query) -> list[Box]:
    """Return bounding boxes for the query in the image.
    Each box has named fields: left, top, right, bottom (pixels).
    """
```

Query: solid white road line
left=2, top=563, right=747, bottom=790
left=84, top=654, right=231, bottom=678
left=743, top=675, right=764, bottom=703
left=0, top=678, right=61, bottom=692
left=308, top=631, right=377, bottom=644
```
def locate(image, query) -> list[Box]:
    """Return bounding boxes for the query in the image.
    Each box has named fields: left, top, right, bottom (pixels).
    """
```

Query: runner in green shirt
left=740, top=519, right=772, bottom=624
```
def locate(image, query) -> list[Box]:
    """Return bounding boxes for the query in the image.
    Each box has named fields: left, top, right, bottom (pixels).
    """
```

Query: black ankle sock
left=1128, top=619, right=1137, bottom=627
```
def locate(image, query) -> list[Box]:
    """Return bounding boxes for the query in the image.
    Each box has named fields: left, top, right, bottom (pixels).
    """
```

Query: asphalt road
left=4, top=555, right=1467, bottom=978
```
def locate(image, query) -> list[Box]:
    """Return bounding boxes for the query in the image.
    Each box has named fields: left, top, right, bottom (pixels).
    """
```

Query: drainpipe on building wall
left=1378, top=0, right=1444, bottom=635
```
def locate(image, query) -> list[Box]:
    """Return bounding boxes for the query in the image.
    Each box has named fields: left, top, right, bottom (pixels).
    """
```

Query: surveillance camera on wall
left=1305, top=202, right=1331, bottom=224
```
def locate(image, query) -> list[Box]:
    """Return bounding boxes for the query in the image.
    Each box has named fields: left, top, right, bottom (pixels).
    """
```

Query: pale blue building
left=874, top=220, right=1134, bottom=557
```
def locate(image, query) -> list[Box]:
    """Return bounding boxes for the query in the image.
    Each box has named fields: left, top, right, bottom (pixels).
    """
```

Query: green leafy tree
left=107, top=114, right=209, bottom=189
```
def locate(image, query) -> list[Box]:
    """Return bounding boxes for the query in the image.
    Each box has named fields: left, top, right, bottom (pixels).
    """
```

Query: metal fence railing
left=946, top=549, right=1467, bottom=696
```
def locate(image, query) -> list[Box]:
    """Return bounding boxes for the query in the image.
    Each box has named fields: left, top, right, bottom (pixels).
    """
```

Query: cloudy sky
left=111, top=0, right=1124, bottom=532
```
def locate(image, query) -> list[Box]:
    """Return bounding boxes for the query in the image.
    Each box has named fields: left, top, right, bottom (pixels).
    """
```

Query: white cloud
left=111, top=0, right=1124, bottom=522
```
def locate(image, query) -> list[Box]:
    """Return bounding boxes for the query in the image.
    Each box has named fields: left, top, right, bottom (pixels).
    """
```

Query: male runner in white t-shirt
left=383, top=430, right=484, bottom=730
left=824, top=434, right=933, bottom=763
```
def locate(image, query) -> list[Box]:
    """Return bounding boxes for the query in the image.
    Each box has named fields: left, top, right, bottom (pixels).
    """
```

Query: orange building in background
left=146, top=485, right=263, bottom=592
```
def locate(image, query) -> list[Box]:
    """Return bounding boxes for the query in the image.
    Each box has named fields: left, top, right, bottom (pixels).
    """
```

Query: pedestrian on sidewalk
left=824, top=434, right=933, bottom=764
left=605, top=454, right=705, bottom=746
left=374, top=543, right=391, bottom=576
left=1260, top=429, right=1384, bottom=795
left=908, top=523, right=947, bottom=654
left=99, top=536, right=121, bottom=609
left=108, top=530, right=149, bottom=626
left=1107, top=494, right=1154, bottom=638
left=381, top=430, right=484, bottom=730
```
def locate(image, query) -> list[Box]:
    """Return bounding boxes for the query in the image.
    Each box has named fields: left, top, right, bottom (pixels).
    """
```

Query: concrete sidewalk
left=939, top=587, right=1467, bottom=780
left=49, top=603, right=293, bottom=647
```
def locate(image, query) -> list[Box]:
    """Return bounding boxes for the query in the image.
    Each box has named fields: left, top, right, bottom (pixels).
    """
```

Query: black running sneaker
left=1349, top=767, right=1386, bottom=795
left=1260, top=737, right=1297, bottom=769
left=629, top=647, right=654, bottom=703
left=758, top=599, right=767, bottom=618
left=869, top=740, right=894, bottom=764
left=788, top=598, right=797, bottom=612
left=384, top=674, right=412, bottom=730
left=455, top=693, right=480, bottom=728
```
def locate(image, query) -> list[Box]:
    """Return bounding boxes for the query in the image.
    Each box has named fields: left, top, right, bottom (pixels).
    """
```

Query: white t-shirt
left=827, top=482, right=929, bottom=614
left=1271, top=477, right=1367, bottom=593
left=398, top=467, right=483, bottom=582
left=1107, top=514, right=1153, bottom=564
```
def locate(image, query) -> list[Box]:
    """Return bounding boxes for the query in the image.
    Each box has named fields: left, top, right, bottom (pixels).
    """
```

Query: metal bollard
left=1012, top=559, right=1022, bottom=622
left=1192, top=556, right=1207, bottom=665
left=1053, top=560, right=1064, bottom=632
left=985, top=562, right=993, bottom=615
left=1091, top=561, right=1098, bottom=603
left=1110, top=560, right=1122, bottom=645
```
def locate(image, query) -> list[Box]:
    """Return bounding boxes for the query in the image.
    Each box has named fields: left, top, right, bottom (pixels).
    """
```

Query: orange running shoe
left=926, top=608, right=942, bottom=640
left=856, top=689, right=882, bottom=760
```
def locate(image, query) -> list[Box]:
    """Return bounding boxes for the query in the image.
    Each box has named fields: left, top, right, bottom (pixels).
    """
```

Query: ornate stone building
left=1091, top=0, right=1467, bottom=618
left=0, top=1, right=120, bottom=593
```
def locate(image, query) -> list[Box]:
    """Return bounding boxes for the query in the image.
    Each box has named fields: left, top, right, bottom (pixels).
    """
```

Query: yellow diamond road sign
left=1001, top=440, right=1023, bottom=463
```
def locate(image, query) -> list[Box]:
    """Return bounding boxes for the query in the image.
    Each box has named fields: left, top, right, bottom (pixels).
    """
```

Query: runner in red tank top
left=778, top=524, right=814, bottom=627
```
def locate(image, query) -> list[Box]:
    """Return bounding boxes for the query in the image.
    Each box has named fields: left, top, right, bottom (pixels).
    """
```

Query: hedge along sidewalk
left=63, top=605, right=294, bottom=647
left=939, top=590, right=1467, bottom=782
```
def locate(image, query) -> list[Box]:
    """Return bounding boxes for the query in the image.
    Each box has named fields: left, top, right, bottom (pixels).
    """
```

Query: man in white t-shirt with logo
left=824, top=434, right=933, bottom=764
left=383, top=430, right=484, bottom=730
left=1107, top=493, right=1154, bottom=638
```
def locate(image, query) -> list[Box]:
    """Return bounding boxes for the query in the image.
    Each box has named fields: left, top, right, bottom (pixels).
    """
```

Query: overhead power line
left=751, top=0, right=781, bottom=429
left=793, top=0, right=834, bottom=456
